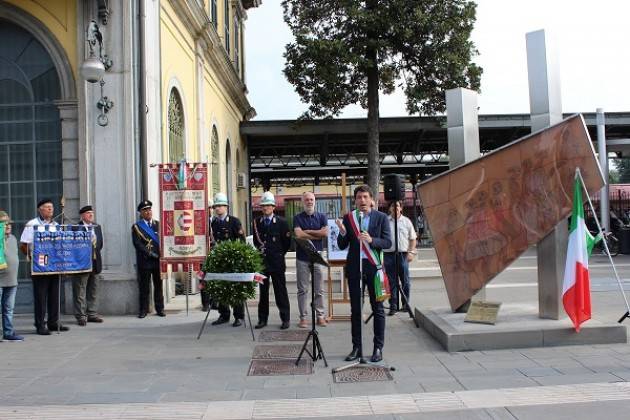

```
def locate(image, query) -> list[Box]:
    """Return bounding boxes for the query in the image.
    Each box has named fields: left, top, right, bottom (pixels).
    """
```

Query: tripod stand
left=294, top=238, right=328, bottom=367
left=365, top=203, right=417, bottom=327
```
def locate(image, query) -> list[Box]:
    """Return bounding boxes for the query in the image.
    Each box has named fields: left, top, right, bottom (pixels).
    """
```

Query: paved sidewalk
left=2, top=248, right=630, bottom=419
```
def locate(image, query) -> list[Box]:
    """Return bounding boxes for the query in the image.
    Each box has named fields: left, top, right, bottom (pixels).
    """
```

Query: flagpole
left=575, top=168, right=630, bottom=323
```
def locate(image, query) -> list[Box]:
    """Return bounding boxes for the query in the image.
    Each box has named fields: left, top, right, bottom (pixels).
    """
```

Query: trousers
left=31, top=274, right=60, bottom=329
left=348, top=261, right=385, bottom=350
left=137, top=267, right=164, bottom=314
left=258, top=271, right=290, bottom=323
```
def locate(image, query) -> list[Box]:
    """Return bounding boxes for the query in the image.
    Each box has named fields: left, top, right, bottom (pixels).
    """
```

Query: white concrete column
left=446, top=87, right=484, bottom=305
left=597, top=108, right=610, bottom=231
left=526, top=29, right=566, bottom=320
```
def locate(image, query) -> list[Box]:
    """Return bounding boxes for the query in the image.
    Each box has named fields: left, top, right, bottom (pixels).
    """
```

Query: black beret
left=79, top=205, right=93, bottom=214
left=137, top=200, right=152, bottom=212
left=37, top=198, right=53, bottom=208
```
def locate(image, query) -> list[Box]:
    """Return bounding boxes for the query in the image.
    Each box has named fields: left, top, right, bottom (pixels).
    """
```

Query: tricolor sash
left=136, top=221, right=159, bottom=246
left=348, top=210, right=391, bottom=302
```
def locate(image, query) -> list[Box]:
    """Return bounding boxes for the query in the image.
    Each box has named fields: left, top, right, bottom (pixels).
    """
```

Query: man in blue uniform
left=131, top=200, right=165, bottom=318
left=253, top=192, right=291, bottom=330
left=210, top=192, right=246, bottom=327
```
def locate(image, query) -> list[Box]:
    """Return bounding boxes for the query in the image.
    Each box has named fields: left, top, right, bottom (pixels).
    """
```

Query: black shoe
left=156, top=311, right=166, bottom=317
left=254, top=321, right=267, bottom=329
left=77, top=318, right=87, bottom=326
left=370, top=347, right=383, bottom=363
left=87, top=316, right=104, bottom=323
left=232, top=319, right=243, bottom=327
left=387, top=309, right=397, bottom=316
left=345, top=347, right=362, bottom=361
left=36, top=328, right=51, bottom=336
left=48, top=324, right=69, bottom=332
left=280, top=321, right=290, bottom=330
left=138, top=312, right=147, bottom=318
left=211, top=317, right=229, bottom=326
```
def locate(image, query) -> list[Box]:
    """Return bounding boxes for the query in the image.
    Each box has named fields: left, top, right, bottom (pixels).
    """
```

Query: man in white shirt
left=383, top=201, right=417, bottom=316
left=20, top=198, right=70, bottom=335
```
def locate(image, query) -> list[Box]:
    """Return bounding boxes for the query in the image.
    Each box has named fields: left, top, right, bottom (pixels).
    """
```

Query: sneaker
left=298, top=319, right=309, bottom=328
left=87, top=316, right=104, bottom=323
left=77, top=318, right=87, bottom=326
left=4, top=335, right=24, bottom=342
left=317, top=317, right=328, bottom=327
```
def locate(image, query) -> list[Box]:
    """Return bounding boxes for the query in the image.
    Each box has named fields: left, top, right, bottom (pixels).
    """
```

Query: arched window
left=233, top=15, right=240, bottom=74
left=211, top=0, right=218, bottom=29
left=211, top=126, right=219, bottom=194
left=167, top=89, right=185, bottom=163
left=224, top=0, right=230, bottom=54
left=0, top=20, right=62, bottom=303
left=225, top=140, right=232, bottom=206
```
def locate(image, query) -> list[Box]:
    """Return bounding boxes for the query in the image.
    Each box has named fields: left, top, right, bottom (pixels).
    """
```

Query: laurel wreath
left=201, top=240, right=263, bottom=307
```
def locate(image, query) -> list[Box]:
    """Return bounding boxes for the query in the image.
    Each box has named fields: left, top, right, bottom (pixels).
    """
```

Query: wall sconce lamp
left=80, top=20, right=114, bottom=126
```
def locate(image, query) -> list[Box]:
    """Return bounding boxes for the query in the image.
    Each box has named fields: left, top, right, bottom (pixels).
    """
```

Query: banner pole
left=58, top=197, right=64, bottom=335
left=576, top=168, right=630, bottom=322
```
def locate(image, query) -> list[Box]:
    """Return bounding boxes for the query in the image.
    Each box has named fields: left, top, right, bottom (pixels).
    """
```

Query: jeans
left=384, top=252, right=410, bottom=310
left=0, top=285, right=17, bottom=337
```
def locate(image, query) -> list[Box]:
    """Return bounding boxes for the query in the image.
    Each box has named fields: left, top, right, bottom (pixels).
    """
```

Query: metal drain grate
left=248, top=359, right=313, bottom=376
left=258, top=330, right=309, bottom=342
left=332, top=365, right=394, bottom=383
left=252, top=344, right=303, bottom=359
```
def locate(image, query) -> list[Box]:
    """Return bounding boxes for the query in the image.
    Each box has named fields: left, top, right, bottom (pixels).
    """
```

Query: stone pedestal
left=415, top=305, right=627, bottom=352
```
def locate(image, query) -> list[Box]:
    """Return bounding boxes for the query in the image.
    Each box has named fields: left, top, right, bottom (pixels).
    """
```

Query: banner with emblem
left=31, top=226, right=93, bottom=274
left=159, top=162, right=209, bottom=266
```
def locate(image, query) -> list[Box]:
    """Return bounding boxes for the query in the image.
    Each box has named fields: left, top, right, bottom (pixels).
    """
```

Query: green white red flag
left=562, top=173, right=601, bottom=332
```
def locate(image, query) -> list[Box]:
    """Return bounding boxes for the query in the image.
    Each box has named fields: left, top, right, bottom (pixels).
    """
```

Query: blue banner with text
left=32, top=226, right=93, bottom=274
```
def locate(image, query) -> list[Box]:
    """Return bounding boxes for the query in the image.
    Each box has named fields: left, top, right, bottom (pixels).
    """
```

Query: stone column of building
left=67, top=0, right=142, bottom=314
left=445, top=87, right=483, bottom=308
left=526, top=29, right=566, bottom=320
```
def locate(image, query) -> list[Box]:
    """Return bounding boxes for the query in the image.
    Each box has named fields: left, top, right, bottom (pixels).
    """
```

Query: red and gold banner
left=159, top=162, right=208, bottom=266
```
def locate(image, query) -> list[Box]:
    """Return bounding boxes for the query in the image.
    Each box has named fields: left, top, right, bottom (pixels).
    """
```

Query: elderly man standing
left=20, top=199, right=70, bottom=335
left=132, top=200, right=165, bottom=318
left=384, top=200, right=417, bottom=315
left=293, top=192, right=328, bottom=328
left=72, top=205, right=104, bottom=326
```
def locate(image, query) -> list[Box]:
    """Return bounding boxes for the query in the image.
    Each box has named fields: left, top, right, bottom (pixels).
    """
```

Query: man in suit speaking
left=336, top=185, right=392, bottom=363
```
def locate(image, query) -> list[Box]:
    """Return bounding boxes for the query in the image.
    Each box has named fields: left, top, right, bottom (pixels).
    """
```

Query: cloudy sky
left=245, top=0, right=629, bottom=120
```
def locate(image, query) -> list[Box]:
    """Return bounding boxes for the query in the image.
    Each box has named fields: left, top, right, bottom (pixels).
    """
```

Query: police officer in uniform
left=131, top=200, right=165, bottom=318
left=210, top=192, right=246, bottom=327
left=253, top=192, right=291, bottom=330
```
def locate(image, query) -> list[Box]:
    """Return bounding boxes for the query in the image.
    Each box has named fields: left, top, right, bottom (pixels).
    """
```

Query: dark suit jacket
left=337, top=210, right=392, bottom=277
left=132, top=220, right=160, bottom=270
left=77, top=221, right=104, bottom=274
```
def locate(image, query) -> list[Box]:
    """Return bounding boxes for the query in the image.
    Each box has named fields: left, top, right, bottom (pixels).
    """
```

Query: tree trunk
left=365, top=4, right=380, bottom=204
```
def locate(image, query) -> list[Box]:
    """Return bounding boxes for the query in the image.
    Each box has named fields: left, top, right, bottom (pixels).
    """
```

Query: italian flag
left=562, top=174, right=601, bottom=332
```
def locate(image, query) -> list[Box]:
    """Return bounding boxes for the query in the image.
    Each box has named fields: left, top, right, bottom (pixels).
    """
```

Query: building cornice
left=167, top=0, right=255, bottom=120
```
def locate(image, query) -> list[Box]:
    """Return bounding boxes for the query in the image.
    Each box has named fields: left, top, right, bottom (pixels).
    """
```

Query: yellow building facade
left=159, top=1, right=256, bottom=225
left=0, top=0, right=259, bottom=314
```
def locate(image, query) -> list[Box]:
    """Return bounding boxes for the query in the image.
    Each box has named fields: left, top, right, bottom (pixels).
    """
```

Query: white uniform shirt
left=384, top=214, right=417, bottom=253
left=20, top=217, right=59, bottom=247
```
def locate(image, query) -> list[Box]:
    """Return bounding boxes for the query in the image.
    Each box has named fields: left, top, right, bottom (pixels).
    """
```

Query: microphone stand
left=57, top=197, right=65, bottom=335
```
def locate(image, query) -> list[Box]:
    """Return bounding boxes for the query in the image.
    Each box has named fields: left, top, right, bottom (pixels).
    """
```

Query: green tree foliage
left=612, top=158, right=630, bottom=183
left=282, top=0, right=482, bottom=194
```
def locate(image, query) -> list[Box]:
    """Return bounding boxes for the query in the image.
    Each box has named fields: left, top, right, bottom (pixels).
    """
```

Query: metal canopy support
left=446, top=87, right=483, bottom=305
left=597, top=108, right=610, bottom=232
left=526, top=29, right=566, bottom=320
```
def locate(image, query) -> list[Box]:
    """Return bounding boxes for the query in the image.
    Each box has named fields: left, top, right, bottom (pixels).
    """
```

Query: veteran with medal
left=209, top=192, right=246, bottom=327
left=253, top=192, right=291, bottom=330
left=131, top=200, right=165, bottom=318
